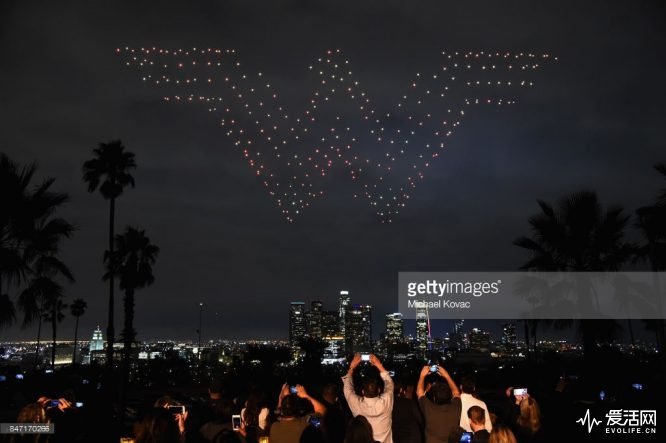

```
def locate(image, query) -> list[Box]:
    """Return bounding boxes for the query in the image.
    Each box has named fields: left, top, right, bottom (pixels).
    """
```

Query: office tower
left=469, top=327, right=491, bottom=353
left=502, top=322, right=517, bottom=350
left=415, top=306, right=429, bottom=354
left=289, top=302, right=306, bottom=357
left=306, top=300, right=323, bottom=339
left=385, top=313, right=404, bottom=345
left=345, top=304, right=372, bottom=353
left=90, top=326, right=104, bottom=351
left=338, top=290, right=350, bottom=336
left=321, top=310, right=344, bottom=359
left=450, top=319, right=465, bottom=350
left=321, top=310, right=340, bottom=338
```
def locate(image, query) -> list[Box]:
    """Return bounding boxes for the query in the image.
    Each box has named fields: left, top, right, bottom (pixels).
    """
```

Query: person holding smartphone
left=271, top=383, right=327, bottom=443
left=342, top=353, right=394, bottom=443
left=416, top=364, right=461, bottom=443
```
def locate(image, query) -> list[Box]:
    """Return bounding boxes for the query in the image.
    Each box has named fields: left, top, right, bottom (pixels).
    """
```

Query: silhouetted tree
left=1, top=154, right=70, bottom=331
left=106, top=227, right=159, bottom=373
left=635, top=163, right=666, bottom=354
left=514, top=191, right=634, bottom=357
left=43, top=292, right=67, bottom=369
left=70, top=298, right=87, bottom=364
left=83, top=140, right=136, bottom=368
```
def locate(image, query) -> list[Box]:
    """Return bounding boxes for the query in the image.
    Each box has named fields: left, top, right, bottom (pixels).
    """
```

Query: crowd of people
left=8, top=354, right=550, bottom=443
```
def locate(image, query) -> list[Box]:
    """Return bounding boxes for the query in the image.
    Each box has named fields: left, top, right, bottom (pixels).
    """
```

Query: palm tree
left=514, top=191, right=634, bottom=357
left=70, top=298, right=87, bottom=365
left=43, top=292, right=67, bottom=369
left=1, top=153, right=71, bottom=334
left=106, top=227, right=159, bottom=372
left=635, top=163, right=666, bottom=354
left=83, top=141, right=136, bottom=367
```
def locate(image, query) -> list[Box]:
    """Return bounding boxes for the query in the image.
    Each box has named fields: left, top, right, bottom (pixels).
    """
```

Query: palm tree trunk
left=72, top=315, right=80, bottom=365
left=35, top=314, right=42, bottom=370
left=51, top=305, right=57, bottom=370
left=123, top=288, right=135, bottom=366
left=106, top=196, right=115, bottom=369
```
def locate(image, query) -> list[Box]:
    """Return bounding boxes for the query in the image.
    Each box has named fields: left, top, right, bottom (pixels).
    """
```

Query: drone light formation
left=118, top=47, right=555, bottom=223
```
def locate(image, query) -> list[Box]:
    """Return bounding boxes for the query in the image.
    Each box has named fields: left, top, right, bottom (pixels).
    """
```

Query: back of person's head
left=322, top=382, right=339, bottom=403
left=211, top=397, right=234, bottom=422
left=429, top=382, right=452, bottom=405
left=209, top=379, right=224, bottom=397
left=280, top=394, right=301, bottom=419
left=344, top=415, right=375, bottom=443
left=467, top=405, right=486, bottom=426
left=460, top=375, right=477, bottom=394
left=134, top=408, right=180, bottom=443
left=488, top=425, right=517, bottom=443
left=17, top=403, right=47, bottom=423
left=517, top=396, right=542, bottom=434
left=361, top=375, right=383, bottom=399
left=243, top=388, right=266, bottom=426
left=153, top=395, right=177, bottom=408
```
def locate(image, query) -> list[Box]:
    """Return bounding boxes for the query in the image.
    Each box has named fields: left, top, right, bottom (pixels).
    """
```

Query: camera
left=232, top=414, right=241, bottom=430
left=460, top=432, right=474, bottom=443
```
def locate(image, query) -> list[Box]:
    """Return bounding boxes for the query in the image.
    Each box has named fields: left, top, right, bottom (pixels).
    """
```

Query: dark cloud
left=1, top=0, right=665, bottom=341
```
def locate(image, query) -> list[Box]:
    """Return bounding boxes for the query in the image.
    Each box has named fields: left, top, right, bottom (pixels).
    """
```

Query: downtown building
left=344, top=304, right=372, bottom=354
left=289, top=302, right=306, bottom=358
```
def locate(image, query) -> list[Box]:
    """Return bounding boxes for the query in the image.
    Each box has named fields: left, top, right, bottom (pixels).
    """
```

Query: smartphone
left=289, top=385, right=298, bottom=394
left=429, top=365, right=438, bottom=372
left=75, top=402, right=84, bottom=408
left=15, top=374, right=24, bottom=380
left=460, top=432, right=474, bottom=443
left=632, top=383, right=643, bottom=391
left=599, top=390, right=606, bottom=401
left=47, top=399, right=60, bottom=408
left=361, top=354, right=370, bottom=361
left=388, top=370, right=395, bottom=377
left=168, top=405, right=185, bottom=415
left=44, top=369, right=53, bottom=374
left=232, top=414, right=241, bottom=430
left=514, top=388, right=528, bottom=396
left=308, top=416, right=321, bottom=428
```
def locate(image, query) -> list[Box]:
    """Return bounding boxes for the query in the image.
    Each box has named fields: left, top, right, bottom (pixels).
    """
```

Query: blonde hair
left=488, top=425, right=517, bottom=443
left=518, top=396, right=542, bottom=434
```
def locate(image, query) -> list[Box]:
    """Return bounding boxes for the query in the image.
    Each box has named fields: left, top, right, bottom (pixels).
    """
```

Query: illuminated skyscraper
left=289, top=302, right=306, bottom=356
left=321, top=310, right=340, bottom=338
left=345, top=304, right=372, bottom=353
left=415, top=306, right=429, bottom=354
left=90, top=326, right=104, bottom=351
left=469, top=328, right=491, bottom=353
left=385, top=313, right=404, bottom=345
left=306, top=300, right=323, bottom=339
left=502, top=323, right=517, bottom=350
left=338, top=290, right=350, bottom=336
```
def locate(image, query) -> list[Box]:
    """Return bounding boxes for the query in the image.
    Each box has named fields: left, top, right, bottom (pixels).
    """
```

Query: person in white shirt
left=459, top=375, right=492, bottom=433
left=342, top=353, right=394, bottom=443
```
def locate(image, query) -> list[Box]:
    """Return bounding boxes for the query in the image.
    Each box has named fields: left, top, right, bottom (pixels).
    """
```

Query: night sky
left=1, top=0, right=665, bottom=341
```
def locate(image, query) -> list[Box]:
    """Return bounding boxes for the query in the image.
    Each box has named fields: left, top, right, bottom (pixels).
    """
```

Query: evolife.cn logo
left=576, top=409, right=656, bottom=435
